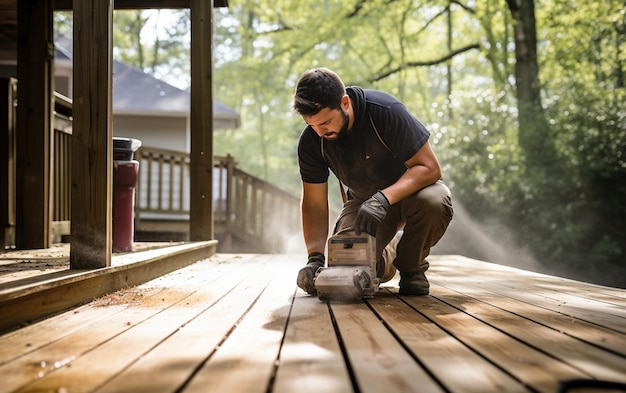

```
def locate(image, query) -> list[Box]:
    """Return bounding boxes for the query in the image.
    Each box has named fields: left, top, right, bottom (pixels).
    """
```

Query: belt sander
left=314, top=233, right=380, bottom=301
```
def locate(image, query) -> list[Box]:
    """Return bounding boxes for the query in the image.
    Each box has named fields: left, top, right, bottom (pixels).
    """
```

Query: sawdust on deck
left=0, top=242, right=183, bottom=285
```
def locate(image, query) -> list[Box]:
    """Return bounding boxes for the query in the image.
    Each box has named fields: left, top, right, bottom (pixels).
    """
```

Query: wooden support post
left=70, top=0, right=114, bottom=269
left=15, top=0, right=54, bottom=249
left=0, top=78, right=16, bottom=249
left=189, top=0, right=215, bottom=241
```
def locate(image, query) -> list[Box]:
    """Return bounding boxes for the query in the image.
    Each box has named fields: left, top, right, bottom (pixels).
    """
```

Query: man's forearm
left=301, top=204, right=329, bottom=255
left=383, top=142, right=442, bottom=205
left=383, top=164, right=440, bottom=204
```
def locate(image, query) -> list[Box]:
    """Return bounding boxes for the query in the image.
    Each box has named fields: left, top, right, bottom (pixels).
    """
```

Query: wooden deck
left=1, top=252, right=626, bottom=393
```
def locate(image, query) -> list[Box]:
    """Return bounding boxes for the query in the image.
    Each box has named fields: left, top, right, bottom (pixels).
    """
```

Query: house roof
left=112, top=60, right=240, bottom=126
left=54, top=35, right=240, bottom=129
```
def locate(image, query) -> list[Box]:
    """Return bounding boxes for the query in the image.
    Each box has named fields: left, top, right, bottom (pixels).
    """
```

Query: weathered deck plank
left=368, top=293, right=528, bottom=393
left=0, top=253, right=235, bottom=363
left=428, top=256, right=626, bottom=354
left=331, top=301, right=445, bottom=393
left=272, top=295, right=352, bottom=393
left=1, top=253, right=625, bottom=393
left=3, top=253, right=241, bottom=392
left=182, top=256, right=296, bottom=393
left=432, top=286, right=626, bottom=382
left=403, top=292, right=586, bottom=393
left=94, top=255, right=275, bottom=393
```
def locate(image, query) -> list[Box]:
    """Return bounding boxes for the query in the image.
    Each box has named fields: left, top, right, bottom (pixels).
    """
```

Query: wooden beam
left=15, top=0, right=54, bottom=249
left=189, top=0, right=214, bottom=241
left=70, top=0, right=113, bottom=268
left=53, top=0, right=229, bottom=10
left=0, top=78, right=16, bottom=249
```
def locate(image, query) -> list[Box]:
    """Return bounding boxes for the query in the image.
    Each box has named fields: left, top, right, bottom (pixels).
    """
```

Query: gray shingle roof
left=55, top=35, right=240, bottom=128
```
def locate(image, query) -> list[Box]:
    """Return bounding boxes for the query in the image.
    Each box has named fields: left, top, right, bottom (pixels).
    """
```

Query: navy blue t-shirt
left=297, top=86, right=430, bottom=200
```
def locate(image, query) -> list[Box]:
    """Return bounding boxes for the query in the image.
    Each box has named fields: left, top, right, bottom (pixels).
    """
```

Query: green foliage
left=113, top=10, right=191, bottom=89
left=53, top=11, right=73, bottom=38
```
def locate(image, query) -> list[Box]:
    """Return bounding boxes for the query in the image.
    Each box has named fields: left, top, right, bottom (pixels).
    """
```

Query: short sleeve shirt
left=297, top=87, right=430, bottom=200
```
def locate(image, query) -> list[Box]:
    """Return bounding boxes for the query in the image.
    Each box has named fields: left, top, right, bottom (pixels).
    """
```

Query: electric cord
left=558, top=378, right=626, bottom=392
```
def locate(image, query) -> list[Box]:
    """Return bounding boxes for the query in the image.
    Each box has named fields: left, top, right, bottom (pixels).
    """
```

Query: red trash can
left=112, top=137, right=141, bottom=253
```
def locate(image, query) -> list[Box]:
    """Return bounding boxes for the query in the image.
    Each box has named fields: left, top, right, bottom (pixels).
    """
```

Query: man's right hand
left=296, top=252, right=325, bottom=295
left=355, top=190, right=390, bottom=236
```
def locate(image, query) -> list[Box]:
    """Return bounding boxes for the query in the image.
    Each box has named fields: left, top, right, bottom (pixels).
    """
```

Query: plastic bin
left=112, top=137, right=141, bottom=252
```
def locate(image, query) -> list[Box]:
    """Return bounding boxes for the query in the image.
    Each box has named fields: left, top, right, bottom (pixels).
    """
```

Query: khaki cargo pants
left=333, top=180, right=453, bottom=275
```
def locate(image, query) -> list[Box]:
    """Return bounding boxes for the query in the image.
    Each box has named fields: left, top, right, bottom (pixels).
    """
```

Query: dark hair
left=293, top=68, right=345, bottom=116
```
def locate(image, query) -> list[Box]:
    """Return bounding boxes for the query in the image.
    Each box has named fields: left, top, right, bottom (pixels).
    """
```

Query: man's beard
left=325, top=110, right=350, bottom=140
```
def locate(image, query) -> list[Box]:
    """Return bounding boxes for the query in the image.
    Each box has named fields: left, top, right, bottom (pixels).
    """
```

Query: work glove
left=355, top=191, right=390, bottom=236
left=296, top=252, right=325, bottom=295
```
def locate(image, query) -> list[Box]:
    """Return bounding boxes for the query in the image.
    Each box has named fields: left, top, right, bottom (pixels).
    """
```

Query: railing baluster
left=167, top=154, right=174, bottom=212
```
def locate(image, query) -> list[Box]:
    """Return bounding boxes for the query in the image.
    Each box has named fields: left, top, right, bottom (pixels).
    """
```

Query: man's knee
left=404, top=182, right=453, bottom=223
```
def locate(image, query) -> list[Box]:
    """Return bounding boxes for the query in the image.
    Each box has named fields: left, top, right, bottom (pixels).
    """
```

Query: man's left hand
left=355, top=191, right=390, bottom=236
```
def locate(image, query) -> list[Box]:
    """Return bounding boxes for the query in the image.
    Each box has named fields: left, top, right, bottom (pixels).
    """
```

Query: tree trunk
left=506, top=0, right=555, bottom=171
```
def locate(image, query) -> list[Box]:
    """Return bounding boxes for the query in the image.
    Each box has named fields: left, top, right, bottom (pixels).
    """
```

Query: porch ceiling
left=0, top=0, right=228, bottom=55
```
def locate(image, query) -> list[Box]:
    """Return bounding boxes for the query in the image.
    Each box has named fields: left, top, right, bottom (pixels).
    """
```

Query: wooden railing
left=134, top=147, right=301, bottom=252
left=52, top=92, right=73, bottom=239
left=1, top=82, right=73, bottom=244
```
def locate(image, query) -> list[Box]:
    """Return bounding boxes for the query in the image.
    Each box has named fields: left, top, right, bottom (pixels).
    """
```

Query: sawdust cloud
left=432, top=201, right=543, bottom=273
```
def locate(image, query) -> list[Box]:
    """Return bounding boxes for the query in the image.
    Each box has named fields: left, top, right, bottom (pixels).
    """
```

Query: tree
left=506, top=0, right=556, bottom=172
left=113, top=10, right=191, bottom=90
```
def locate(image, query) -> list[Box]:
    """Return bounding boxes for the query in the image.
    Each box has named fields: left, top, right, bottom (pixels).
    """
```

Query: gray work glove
left=355, top=191, right=390, bottom=236
left=296, top=252, right=325, bottom=295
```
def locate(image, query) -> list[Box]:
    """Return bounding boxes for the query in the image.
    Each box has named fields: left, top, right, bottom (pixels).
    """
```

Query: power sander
left=313, top=232, right=380, bottom=301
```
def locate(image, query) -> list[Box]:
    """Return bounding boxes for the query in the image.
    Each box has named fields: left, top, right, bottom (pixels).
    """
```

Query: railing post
left=225, top=154, right=235, bottom=228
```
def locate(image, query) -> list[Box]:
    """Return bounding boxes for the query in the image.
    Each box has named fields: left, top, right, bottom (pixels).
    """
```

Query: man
left=293, top=67, right=453, bottom=296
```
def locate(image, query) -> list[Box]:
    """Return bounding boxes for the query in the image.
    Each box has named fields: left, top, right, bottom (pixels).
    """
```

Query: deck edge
left=0, top=240, right=217, bottom=333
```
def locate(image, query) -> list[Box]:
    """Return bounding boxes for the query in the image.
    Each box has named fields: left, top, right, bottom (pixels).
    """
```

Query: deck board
left=3, top=255, right=230, bottom=392
left=401, top=291, right=586, bottom=393
left=368, top=293, right=529, bottom=393
left=182, top=256, right=295, bottom=393
left=1, top=253, right=626, bottom=393
left=272, top=295, right=352, bottom=393
left=94, top=255, right=276, bottom=393
left=331, top=301, right=445, bottom=393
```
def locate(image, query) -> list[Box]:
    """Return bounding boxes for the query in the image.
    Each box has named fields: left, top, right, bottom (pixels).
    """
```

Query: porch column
left=189, top=0, right=215, bottom=241
left=15, top=0, right=54, bottom=249
left=70, top=0, right=114, bottom=268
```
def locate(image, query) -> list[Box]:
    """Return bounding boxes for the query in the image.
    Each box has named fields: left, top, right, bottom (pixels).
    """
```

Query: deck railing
left=134, top=147, right=301, bottom=252
left=52, top=92, right=73, bottom=239
left=1, top=82, right=73, bottom=244
left=48, top=141, right=301, bottom=252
